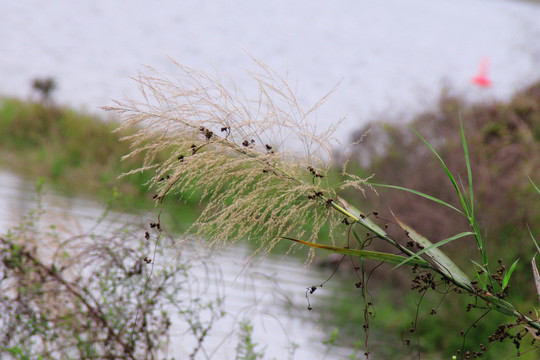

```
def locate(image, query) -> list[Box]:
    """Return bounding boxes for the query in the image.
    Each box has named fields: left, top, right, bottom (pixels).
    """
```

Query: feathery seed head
left=106, top=58, right=366, bottom=260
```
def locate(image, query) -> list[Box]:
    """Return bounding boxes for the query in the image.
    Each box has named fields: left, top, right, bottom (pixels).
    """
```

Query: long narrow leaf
left=394, top=217, right=472, bottom=290
left=352, top=228, right=363, bottom=248
left=502, top=259, right=519, bottom=290
left=471, top=260, right=488, bottom=289
left=529, top=225, right=540, bottom=254
left=393, top=231, right=474, bottom=269
left=409, top=127, right=471, bottom=219
left=480, top=293, right=518, bottom=317
left=334, top=198, right=419, bottom=260
left=530, top=177, right=540, bottom=195
left=368, top=183, right=464, bottom=215
left=280, top=237, right=432, bottom=268
left=336, top=197, right=389, bottom=240
left=532, top=256, right=540, bottom=303
left=459, top=114, right=474, bottom=216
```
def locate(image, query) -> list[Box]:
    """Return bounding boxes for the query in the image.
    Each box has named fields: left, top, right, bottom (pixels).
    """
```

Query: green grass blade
left=394, top=217, right=473, bottom=290
left=369, top=183, right=464, bottom=215
left=409, top=127, right=471, bottom=218
left=280, top=237, right=432, bottom=268
left=336, top=197, right=390, bottom=240
left=459, top=114, right=474, bottom=216
left=458, top=117, right=488, bottom=265
left=352, top=228, right=363, bottom=248
left=392, top=231, right=474, bottom=269
left=411, top=125, right=487, bottom=263
left=335, top=197, right=418, bottom=258
left=471, top=260, right=488, bottom=289
left=502, top=259, right=520, bottom=290
left=532, top=256, right=540, bottom=303
left=530, top=177, right=540, bottom=195
left=529, top=225, right=540, bottom=254
left=481, top=228, right=489, bottom=267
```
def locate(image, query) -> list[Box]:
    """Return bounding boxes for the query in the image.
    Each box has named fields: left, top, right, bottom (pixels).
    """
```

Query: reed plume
left=106, top=58, right=367, bottom=259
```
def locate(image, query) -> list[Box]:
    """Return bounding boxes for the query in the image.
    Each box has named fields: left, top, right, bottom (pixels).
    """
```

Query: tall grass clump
left=109, top=59, right=540, bottom=358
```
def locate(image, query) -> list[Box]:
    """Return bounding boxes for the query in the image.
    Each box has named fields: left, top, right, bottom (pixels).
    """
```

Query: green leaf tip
left=502, top=259, right=519, bottom=290
left=532, top=255, right=540, bottom=303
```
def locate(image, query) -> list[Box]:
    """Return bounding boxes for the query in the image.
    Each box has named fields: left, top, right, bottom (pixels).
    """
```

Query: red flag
left=471, top=58, right=492, bottom=88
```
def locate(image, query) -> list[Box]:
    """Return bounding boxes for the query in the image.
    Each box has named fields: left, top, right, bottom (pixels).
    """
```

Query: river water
left=2, top=1, right=540, bottom=143
left=0, top=170, right=352, bottom=359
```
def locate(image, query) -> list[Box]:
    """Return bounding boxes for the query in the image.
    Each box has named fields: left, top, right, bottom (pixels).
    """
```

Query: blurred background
left=2, top=0, right=540, bottom=141
left=1, top=1, right=540, bottom=359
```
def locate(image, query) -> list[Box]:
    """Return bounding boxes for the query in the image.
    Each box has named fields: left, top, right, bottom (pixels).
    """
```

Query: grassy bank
left=0, top=97, right=201, bottom=227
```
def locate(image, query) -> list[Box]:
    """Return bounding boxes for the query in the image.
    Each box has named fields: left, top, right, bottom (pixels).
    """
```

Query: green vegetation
left=0, top=97, right=132, bottom=194
left=325, top=81, right=540, bottom=358
left=0, top=97, right=201, bottom=228
left=235, top=321, right=265, bottom=360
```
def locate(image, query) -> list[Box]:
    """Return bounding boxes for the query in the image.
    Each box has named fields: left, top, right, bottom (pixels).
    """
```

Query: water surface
left=2, top=1, right=540, bottom=142
left=0, top=170, right=351, bottom=359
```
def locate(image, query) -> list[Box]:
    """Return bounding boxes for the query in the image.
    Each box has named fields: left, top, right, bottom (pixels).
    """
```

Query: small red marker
left=471, top=58, right=492, bottom=88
